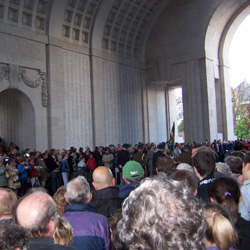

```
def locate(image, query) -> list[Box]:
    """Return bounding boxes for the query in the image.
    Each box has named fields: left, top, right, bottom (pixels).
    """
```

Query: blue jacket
left=61, top=159, right=70, bottom=173
left=63, top=203, right=110, bottom=250
left=119, top=180, right=141, bottom=200
left=18, top=163, right=31, bottom=181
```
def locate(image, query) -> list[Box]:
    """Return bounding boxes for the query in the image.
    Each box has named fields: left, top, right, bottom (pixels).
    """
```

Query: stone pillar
left=183, top=59, right=218, bottom=143
left=46, top=44, right=65, bottom=149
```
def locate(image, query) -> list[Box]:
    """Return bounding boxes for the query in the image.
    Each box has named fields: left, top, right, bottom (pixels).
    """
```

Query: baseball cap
left=123, top=161, right=144, bottom=180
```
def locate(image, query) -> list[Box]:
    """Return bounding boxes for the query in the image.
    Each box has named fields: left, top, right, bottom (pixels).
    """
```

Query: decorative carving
left=0, top=65, right=10, bottom=81
left=41, top=72, right=48, bottom=107
left=19, top=68, right=43, bottom=88
left=19, top=68, right=48, bottom=107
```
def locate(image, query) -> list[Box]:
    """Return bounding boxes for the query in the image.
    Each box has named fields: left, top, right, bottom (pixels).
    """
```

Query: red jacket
left=87, top=158, right=97, bottom=171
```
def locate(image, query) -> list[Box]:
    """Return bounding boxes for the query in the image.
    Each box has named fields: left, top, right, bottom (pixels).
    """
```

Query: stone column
left=46, top=44, right=65, bottom=149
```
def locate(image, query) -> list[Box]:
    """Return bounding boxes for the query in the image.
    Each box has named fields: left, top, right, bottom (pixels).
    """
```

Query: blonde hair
left=53, top=217, right=74, bottom=246
left=204, top=203, right=238, bottom=250
left=53, top=186, right=68, bottom=216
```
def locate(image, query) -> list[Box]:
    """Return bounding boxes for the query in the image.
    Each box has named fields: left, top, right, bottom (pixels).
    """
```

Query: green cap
left=123, top=143, right=130, bottom=149
left=123, top=161, right=144, bottom=180
left=157, top=143, right=166, bottom=149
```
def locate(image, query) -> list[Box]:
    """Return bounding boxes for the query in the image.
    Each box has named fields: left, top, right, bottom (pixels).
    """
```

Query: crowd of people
left=0, top=138, right=250, bottom=250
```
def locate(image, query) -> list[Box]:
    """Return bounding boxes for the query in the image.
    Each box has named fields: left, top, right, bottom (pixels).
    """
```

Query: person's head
left=0, top=188, right=17, bottom=217
left=224, top=156, right=242, bottom=174
left=176, top=163, right=194, bottom=173
left=157, top=142, right=165, bottom=152
left=14, top=191, right=58, bottom=238
left=93, top=166, right=115, bottom=190
left=156, top=156, right=174, bottom=175
left=53, top=186, right=68, bottom=216
left=171, top=170, right=198, bottom=195
left=53, top=216, right=74, bottom=246
left=108, top=208, right=125, bottom=250
left=122, top=161, right=144, bottom=183
left=65, top=176, right=92, bottom=204
left=230, top=151, right=246, bottom=162
left=204, top=203, right=238, bottom=250
left=209, top=177, right=240, bottom=224
left=191, top=143, right=202, bottom=158
left=117, top=175, right=206, bottom=249
left=215, top=162, right=232, bottom=176
left=243, top=152, right=250, bottom=167
left=192, top=151, right=216, bottom=180
left=0, top=223, right=29, bottom=250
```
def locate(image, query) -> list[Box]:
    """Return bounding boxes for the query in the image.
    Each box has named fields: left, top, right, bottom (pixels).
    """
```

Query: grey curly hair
left=117, top=175, right=206, bottom=250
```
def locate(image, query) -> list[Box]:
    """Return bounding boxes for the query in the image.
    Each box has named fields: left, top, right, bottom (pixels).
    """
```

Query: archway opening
left=0, top=89, right=36, bottom=150
left=229, top=15, right=250, bottom=139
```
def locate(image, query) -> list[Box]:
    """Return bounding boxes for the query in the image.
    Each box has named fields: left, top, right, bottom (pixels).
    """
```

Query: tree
left=232, top=81, right=250, bottom=139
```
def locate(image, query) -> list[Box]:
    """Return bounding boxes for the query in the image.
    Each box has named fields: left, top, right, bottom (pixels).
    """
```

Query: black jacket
left=29, top=237, right=77, bottom=250
left=89, top=186, right=122, bottom=217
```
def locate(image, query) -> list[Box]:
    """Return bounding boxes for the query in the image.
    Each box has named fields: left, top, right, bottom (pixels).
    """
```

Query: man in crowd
left=192, top=151, right=216, bottom=201
left=90, top=166, right=121, bottom=217
left=152, top=142, right=166, bottom=175
left=14, top=191, right=76, bottom=249
left=63, top=176, right=110, bottom=250
left=119, top=161, right=144, bottom=200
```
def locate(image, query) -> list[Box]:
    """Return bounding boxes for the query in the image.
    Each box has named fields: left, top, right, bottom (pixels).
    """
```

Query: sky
left=229, top=15, right=250, bottom=88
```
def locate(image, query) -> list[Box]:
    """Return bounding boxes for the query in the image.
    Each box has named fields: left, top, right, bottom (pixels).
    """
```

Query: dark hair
left=243, top=152, right=250, bottom=166
left=171, top=170, right=198, bottom=194
left=230, top=151, right=246, bottom=162
left=156, top=156, right=174, bottom=175
left=209, top=177, right=240, bottom=224
left=192, top=151, right=215, bottom=177
left=224, top=156, right=242, bottom=174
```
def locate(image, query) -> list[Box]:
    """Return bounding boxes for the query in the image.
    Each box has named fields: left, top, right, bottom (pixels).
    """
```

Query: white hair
left=66, top=176, right=90, bottom=204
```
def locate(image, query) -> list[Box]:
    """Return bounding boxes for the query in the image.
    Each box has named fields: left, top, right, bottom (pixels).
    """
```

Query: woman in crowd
left=209, top=177, right=250, bottom=250
left=204, top=203, right=238, bottom=250
left=6, top=158, right=20, bottom=194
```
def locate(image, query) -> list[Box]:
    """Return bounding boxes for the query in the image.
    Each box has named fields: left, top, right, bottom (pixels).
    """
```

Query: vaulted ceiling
left=0, top=0, right=169, bottom=61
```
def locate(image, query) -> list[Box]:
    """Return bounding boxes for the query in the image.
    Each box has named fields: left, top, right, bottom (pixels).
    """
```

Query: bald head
left=93, top=166, right=114, bottom=190
left=15, top=192, right=57, bottom=238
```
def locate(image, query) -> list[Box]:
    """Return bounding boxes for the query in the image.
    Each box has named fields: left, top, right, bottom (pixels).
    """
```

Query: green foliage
left=178, top=120, right=184, bottom=133
left=235, top=117, right=250, bottom=139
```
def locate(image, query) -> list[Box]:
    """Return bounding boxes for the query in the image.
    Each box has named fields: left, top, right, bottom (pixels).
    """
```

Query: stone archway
left=0, top=89, right=35, bottom=150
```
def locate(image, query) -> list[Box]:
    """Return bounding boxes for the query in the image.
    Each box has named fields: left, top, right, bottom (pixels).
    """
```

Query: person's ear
left=92, top=182, right=98, bottom=190
left=47, top=219, right=57, bottom=237
left=64, top=193, right=69, bottom=204
left=87, top=192, right=93, bottom=203
left=112, top=177, right=115, bottom=186
left=156, top=168, right=159, bottom=174
left=210, top=197, right=215, bottom=203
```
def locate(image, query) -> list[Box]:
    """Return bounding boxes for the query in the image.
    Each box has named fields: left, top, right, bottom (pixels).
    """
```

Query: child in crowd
left=29, top=157, right=40, bottom=188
